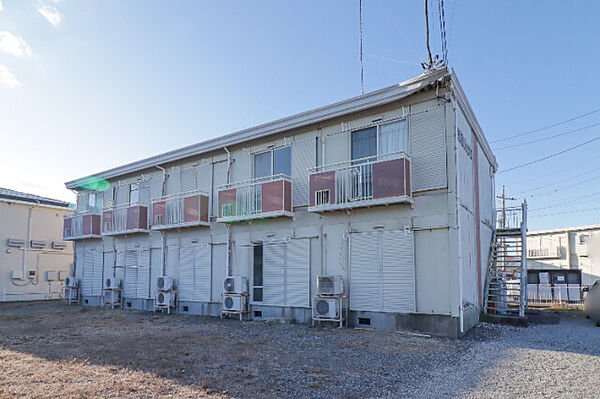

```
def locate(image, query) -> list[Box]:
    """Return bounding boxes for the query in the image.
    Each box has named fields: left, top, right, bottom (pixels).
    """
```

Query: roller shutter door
left=179, top=242, right=211, bottom=302
left=81, top=247, right=103, bottom=296
left=123, top=249, right=150, bottom=299
left=350, top=229, right=415, bottom=312
left=410, top=103, right=447, bottom=191
left=263, top=239, right=310, bottom=307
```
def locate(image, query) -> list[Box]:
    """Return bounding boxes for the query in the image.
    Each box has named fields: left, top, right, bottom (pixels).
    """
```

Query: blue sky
left=1, top=1, right=599, bottom=230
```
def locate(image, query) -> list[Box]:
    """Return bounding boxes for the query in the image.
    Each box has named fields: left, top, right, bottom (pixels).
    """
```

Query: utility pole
left=497, top=185, right=516, bottom=229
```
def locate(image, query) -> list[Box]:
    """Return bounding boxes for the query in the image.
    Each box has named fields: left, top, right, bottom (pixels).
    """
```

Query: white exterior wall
left=0, top=201, right=73, bottom=301
left=69, top=84, right=496, bottom=335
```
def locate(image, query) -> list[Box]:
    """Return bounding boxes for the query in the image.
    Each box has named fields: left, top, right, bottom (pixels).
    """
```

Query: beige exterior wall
left=527, top=226, right=600, bottom=286
left=0, top=200, right=73, bottom=301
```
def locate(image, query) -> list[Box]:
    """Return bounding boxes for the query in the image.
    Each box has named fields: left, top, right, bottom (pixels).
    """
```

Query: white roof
left=528, top=224, right=600, bottom=236
left=66, top=66, right=497, bottom=189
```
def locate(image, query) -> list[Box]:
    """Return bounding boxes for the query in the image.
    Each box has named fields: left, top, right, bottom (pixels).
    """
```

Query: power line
left=528, top=192, right=600, bottom=212
left=437, top=0, right=448, bottom=63
left=498, top=135, right=600, bottom=173
left=374, top=0, right=421, bottom=60
left=491, top=106, right=600, bottom=144
left=494, top=122, right=600, bottom=150
left=527, top=174, right=600, bottom=198
left=365, top=53, right=420, bottom=66
left=529, top=206, right=600, bottom=218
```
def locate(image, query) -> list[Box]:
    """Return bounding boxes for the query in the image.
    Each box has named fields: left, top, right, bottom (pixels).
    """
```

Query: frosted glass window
left=379, top=120, right=408, bottom=155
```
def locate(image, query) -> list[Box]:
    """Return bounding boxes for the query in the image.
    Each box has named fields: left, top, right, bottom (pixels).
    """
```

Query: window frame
left=129, top=183, right=140, bottom=205
left=253, top=145, right=292, bottom=179
left=350, top=117, right=409, bottom=161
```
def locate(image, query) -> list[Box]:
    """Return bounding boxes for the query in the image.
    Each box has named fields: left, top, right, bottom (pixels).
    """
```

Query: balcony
left=63, top=211, right=102, bottom=240
left=101, top=203, right=150, bottom=236
left=308, top=152, right=412, bottom=213
left=217, top=174, right=293, bottom=223
left=151, top=190, right=210, bottom=230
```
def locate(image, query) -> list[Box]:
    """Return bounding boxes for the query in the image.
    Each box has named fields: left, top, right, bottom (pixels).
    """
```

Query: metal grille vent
left=316, top=299, right=330, bottom=315
left=224, top=296, right=234, bottom=309
left=158, top=292, right=165, bottom=303
left=224, top=278, right=235, bottom=293
left=315, top=190, right=330, bottom=206
left=157, top=277, right=165, bottom=290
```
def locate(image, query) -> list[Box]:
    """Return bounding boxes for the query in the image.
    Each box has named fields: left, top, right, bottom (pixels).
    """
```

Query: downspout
left=156, top=165, right=167, bottom=276
left=224, top=147, right=233, bottom=276
left=18, top=205, right=36, bottom=286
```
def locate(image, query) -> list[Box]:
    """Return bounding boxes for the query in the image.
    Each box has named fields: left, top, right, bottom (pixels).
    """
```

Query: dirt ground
left=0, top=301, right=599, bottom=398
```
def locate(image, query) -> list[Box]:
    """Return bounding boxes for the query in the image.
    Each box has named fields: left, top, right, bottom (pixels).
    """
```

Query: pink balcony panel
left=183, top=195, right=209, bottom=223
left=152, top=201, right=166, bottom=225
left=372, top=158, right=411, bottom=199
left=262, top=180, right=291, bottom=213
left=218, top=189, right=236, bottom=218
left=126, top=205, right=148, bottom=230
left=81, top=214, right=101, bottom=235
left=309, top=171, right=336, bottom=207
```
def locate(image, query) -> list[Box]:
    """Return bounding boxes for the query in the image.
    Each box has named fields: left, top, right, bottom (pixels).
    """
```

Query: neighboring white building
left=0, top=188, right=74, bottom=301
left=527, top=225, right=600, bottom=287
left=64, top=66, right=497, bottom=337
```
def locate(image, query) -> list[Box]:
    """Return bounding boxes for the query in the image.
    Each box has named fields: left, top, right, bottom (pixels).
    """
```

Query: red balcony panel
left=218, top=188, right=236, bottom=218
left=126, top=206, right=148, bottom=230
left=91, top=215, right=101, bottom=235
left=153, top=200, right=166, bottom=225
left=372, top=158, right=410, bottom=199
left=183, top=195, right=200, bottom=223
left=284, top=180, right=292, bottom=212
left=309, top=171, right=336, bottom=207
left=199, top=195, right=209, bottom=222
left=102, top=211, right=113, bottom=233
left=262, top=180, right=285, bottom=213
left=63, top=217, right=72, bottom=239
left=404, top=158, right=411, bottom=196
left=82, top=214, right=92, bottom=235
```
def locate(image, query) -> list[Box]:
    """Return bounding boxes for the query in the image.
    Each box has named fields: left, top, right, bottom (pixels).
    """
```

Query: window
left=253, top=244, right=263, bottom=302
left=88, top=192, right=96, bottom=209
left=579, top=235, right=589, bottom=245
left=253, top=146, right=291, bottom=179
left=351, top=119, right=408, bottom=161
left=315, top=189, right=330, bottom=206
left=129, top=183, right=139, bottom=204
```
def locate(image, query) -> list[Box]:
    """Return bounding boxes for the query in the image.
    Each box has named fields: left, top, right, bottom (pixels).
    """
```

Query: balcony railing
left=63, top=210, right=102, bottom=240
left=527, top=246, right=561, bottom=259
left=216, top=174, right=293, bottom=222
left=307, top=152, right=412, bottom=212
left=151, top=190, right=210, bottom=230
left=101, top=203, right=149, bottom=236
left=496, top=205, right=526, bottom=230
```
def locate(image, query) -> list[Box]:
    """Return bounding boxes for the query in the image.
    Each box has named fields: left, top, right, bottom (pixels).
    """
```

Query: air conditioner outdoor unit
left=317, top=275, right=344, bottom=295
left=155, top=290, right=175, bottom=307
left=156, top=276, right=175, bottom=291
left=224, top=276, right=248, bottom=294
left=312, top=297, right=340, bottom=319
left=64, top=276, right=78, bottom=288
left=222, top=294, right=248, bottom=312
left=104, top=277, right=120, bottom=290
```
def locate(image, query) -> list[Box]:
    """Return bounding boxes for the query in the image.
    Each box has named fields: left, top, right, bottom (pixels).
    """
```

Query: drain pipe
left=156, top=165, right=167, bottom=276
left=224, top=147, right=233, bottom=276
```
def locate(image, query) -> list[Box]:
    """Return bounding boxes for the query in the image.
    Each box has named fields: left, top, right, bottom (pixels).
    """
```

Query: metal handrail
left=151, top=188, right=210, bottom=203
left=102, top=202, right=149, bottom=212
left=66, top=208, right=102, bottom=217
left=309, top=151, right=410, bottom=173
left=217, top=174, right=291, bottom=190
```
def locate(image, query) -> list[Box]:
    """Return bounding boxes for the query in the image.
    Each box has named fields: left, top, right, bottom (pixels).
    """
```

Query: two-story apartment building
left=1, top=188, right=73, bottom=301
left=64, top=66, right=497, bottom=337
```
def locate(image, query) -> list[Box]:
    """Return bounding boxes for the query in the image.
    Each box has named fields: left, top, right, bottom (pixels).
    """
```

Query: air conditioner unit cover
left=312, top=297, right=339, bottom=318
left=156, top=276, right=174, bottom=291
left=222, top=294, right=247, bottom=312
left=224, top=276, right=248, bottom=294
left=317, top=275, right=344, bottom=295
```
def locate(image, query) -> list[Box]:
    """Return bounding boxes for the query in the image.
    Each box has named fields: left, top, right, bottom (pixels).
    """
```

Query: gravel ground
left=0, top=302, right=598, bottom=398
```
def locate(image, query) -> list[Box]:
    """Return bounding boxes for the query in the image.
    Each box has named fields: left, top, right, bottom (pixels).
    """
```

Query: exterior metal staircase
left=484, top=202, right=528, bottom=318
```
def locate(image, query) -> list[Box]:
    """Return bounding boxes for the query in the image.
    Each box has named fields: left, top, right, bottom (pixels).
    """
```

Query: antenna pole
left=360, top=0, right=364, bottom=94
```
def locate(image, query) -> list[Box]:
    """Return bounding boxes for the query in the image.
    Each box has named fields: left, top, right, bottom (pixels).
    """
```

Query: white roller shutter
left=138, top=249, right=150, bottom=299
left=350, top=230, right=415, bottom=313
left=286, top=238, right=310, bottom=307
left=263, top=239, right=310, bottom=307
left=292, top=137, right=316, bottom=206
left=81, top=249, right=94, bottom=296
left=179, top=242, right=211, bottom=302
left=350, top=232, right=380, bottom=311
left=381, top=230, right=415, bottom=312
left=181, top=167, right=197, bottom=192
left=263, top=242, right=285, bottom=305
left=124, top=250, right=138, bottom=298
left=410, top=103, right=447, bottom=191
left=92, top=249, right=104, bottom=296
left=196, top=163, right=212, bottom=193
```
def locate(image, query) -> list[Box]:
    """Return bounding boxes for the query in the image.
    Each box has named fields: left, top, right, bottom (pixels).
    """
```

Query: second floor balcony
left=63, top=211, right=102, bottom=240
left=102, top=203, right=150, bottom=236
left=308, top=152, right=412, bottom=213
left=151, top=190, right=210, bottom=230
left=217, top=174, right=293, bottom=223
